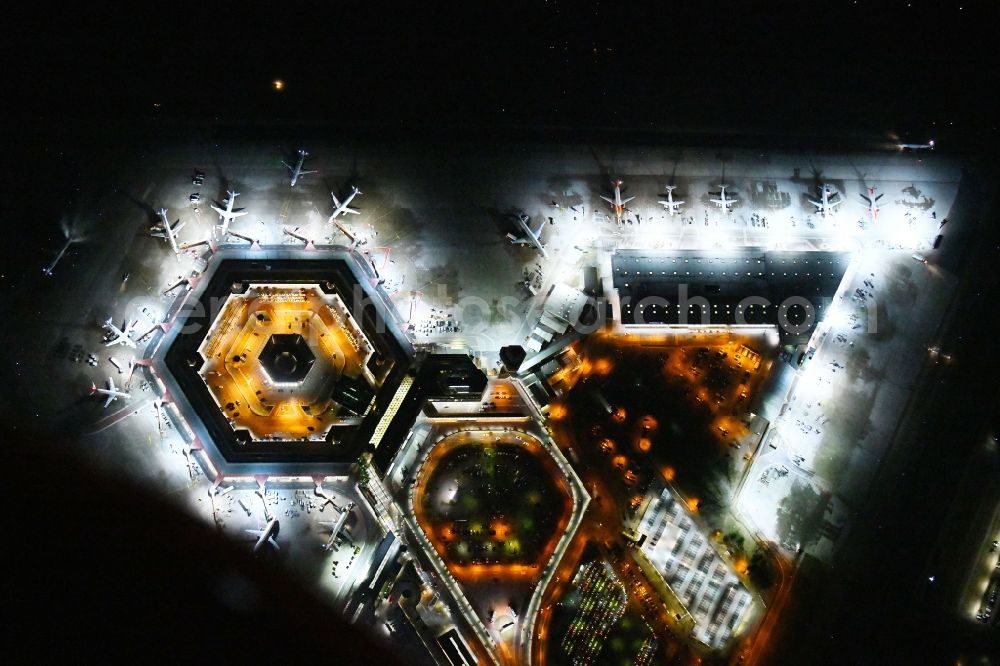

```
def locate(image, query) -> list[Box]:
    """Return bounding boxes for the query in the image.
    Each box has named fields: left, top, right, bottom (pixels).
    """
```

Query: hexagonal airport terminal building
left=149, top=253, right=412, bottom=477
left=196, top=284, right=376, bottom=442
left=365, top=356, right=589, bottom=661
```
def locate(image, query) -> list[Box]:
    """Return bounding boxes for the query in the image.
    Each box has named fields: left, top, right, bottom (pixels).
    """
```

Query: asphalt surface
left=765, top=162, right=1000, bottom=665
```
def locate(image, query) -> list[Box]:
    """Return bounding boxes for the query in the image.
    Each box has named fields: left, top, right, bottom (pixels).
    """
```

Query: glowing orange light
left=687, top=497, right=700, bottom=511
left=663, top=466, right=676, bottom=481
left=637, top=437, right=651, bottom=453
left=491, top=519, right=511, bottom=540
left=272, top=78, right=285, bottom=91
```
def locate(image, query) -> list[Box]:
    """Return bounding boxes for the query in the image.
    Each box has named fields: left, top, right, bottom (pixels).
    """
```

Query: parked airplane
left=319, top=503, right=354, bottom=551
left=710, top=184, right=738, bottom=211
left=658, top=185, right=684, bottom=215
left=246, top=519, right=280, bottom=555
left=282, top=149, right=317, bottom=187
left=103, top=317, right=139, bottom=348
left=329, top=186, right=362, bottom=222
left=600, top=180, right=634, bottom=225
left=809, top=184, right=842, bottom=217
left=861, top=186, right=883, bottom=223
left=91, top=376, right=131, bottom=408
left=210, top=190, right=248, bottom=237
left=151, top=208, right=185, bottom=255
left=507, top=213, right=548, bottom=258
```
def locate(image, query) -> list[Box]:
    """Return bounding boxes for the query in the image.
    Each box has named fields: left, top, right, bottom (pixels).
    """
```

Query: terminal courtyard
left=415, top=431, right=573, bottom=573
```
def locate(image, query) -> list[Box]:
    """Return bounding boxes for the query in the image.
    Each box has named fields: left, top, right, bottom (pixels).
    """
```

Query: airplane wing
left=300, top=170, right=317, bottom=176
left=343, top=207, right=360, bottom=215
left=622, top=196, right=635, bottom=204
left=599, top=195, right=613, bottom=204
left=103, top=379, right=116, bottom=407
left=281, top=161, right=293, bottom=172
left=232, top=210, right=248, bottom=217
left=245, top=529, right=281, bottom=550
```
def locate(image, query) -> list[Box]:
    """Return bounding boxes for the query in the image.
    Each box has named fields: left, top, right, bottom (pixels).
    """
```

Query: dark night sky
left=6, top=1, right=998, bottom=143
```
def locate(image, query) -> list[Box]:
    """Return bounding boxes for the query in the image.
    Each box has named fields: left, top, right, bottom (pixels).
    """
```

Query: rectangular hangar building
left=612, top=248, right=851, bottom=344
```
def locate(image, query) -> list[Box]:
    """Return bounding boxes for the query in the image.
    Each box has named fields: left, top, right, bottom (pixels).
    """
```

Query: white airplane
left=710, top=184, right=738, bottom=211
left=246, top=519, right=280, bottom=555
left=658, top=185, right=684, bottom=215
left=329, top=186, right=362, bottom=222
left=897, top=139, right=935, bottom=151
left=91, top=376, right=131, bottom=408
left=319, top=503, right=354, bottom=551
left=282, top=149, right=317, bottom=187
left=151, top=208, right=185, bottom=255
left=600, top=179, right=634, bottom=225
left=103, top=317, right=139, bottom=348
left=861, top=186, right=884, bottom=223
left=210, top=190, right=248, bottom=237
left=809, top=184, right=842, bottom=217
left=507, top=213, right=548, bottom=258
